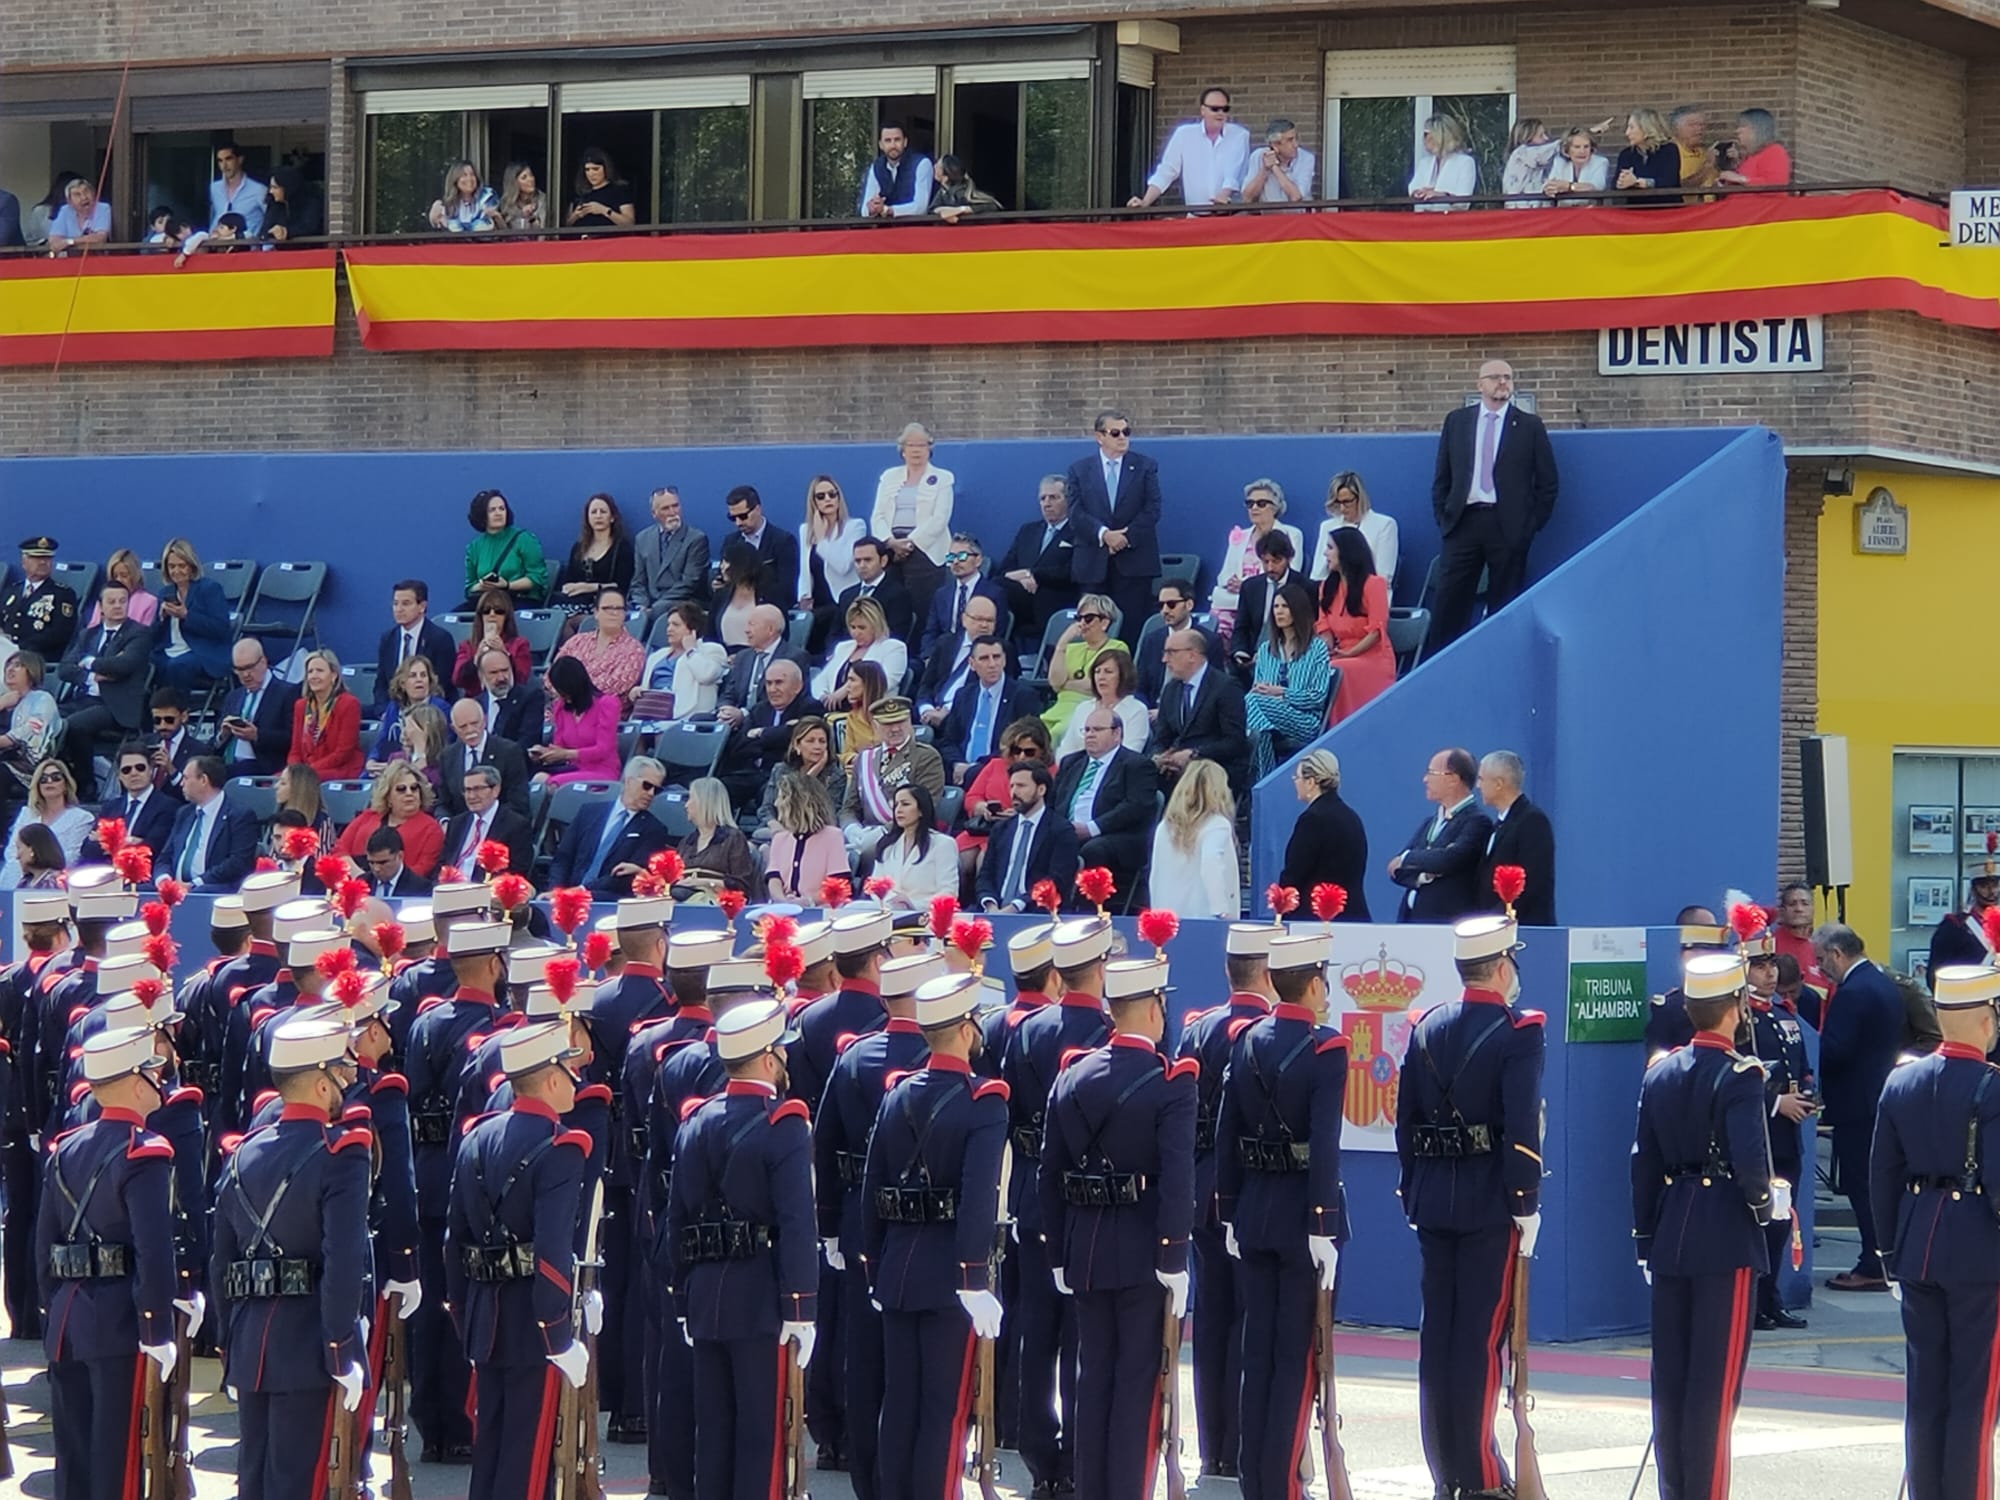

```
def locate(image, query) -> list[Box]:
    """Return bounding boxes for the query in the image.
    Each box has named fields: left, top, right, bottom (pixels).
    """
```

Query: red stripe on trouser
left=1479, top=1236, right=1519, bottom=1491
left=1143, top=1333, right=1165, bottom=1500
left=1285, top=1336, right=1316, bottom=1500
left=941, top=1326, right=977, bottom=1500
left=309, top=1387, right=338, bottom=1497
left=1977, top=1294, right=2000, bottom=1500
left=1708, top=1267, right=1752, bottom=1500
left=769, top=1344, right=789, bottom=1500
left=121, top=1353, right=146, bottom=1500
left=526, top=1364, right=562, bottom=1500
left=362, top=1294, right=390, bottom=1443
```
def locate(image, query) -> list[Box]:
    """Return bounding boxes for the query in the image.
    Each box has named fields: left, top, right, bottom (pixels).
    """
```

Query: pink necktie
left=1477, top=411, right=1499, bottom=494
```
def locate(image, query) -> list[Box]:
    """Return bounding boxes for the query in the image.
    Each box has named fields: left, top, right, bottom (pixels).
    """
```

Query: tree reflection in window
left=661, top=107, right=750, bottom=223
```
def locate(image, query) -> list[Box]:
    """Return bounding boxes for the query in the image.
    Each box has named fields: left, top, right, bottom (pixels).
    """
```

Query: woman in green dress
left=463, top=488, right=550, bottom=606
left=1040, top=592, right=1129, bottom=742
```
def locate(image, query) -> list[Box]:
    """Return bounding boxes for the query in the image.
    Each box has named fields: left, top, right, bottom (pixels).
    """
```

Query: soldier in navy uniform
left=1632, top=951, right=1777, bottom=1500
left=211, top=1016, right=372, bottom=1500
left=174, top=893, right=247, bottom=1105
left=1741, top=925, right=1814, bottom=1330
left=37, top=878, right=138, bottom=1133
left=861, top=971, right=1009, bottom=1500
left=207, top=871, right=302, bottom=1087
left=1214, top=928, right=1348, bottom=1500
left=1643, top=910, right=1728, bottom=1055
left=815, top=950, right=944, bottom=1495
left=218, top=897, right=328, bottom=1131
left=1395, top=912, right=1546, bottom=1500
left=237, top=917, right=350, bottom=1121
left=665, top=996, right=819, bottom=1500
left=789, top=906, right=895, bottom=1111
left=1870, top=962, right=2000, bottom=1500
left=1040, top=951, right=1197, bottom=1500
left=1006, top=916, right=1116, bottom=1498
left=387, top=882, right=497, bottom=1041
left=35, top=1026, right=185, bottom=1500
left=446, top=1018, right=594, bottom=1500
left=1172, top=921, right=1274, bottom=1478
left=404, top=915, right=512, bottom=1463
left=1928, top=859, right=2000, bottom=977
left=1, top=888, right=69, bottom=1338
left=1, top=535, right=80, bottom=660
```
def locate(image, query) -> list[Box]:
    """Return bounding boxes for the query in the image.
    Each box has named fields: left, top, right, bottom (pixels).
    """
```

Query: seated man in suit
left=1388, top=746, right=1494, bottom=924
left=1228, top=530, right=1305, bottom=674
left=915, top=594, right=1003, bottom=730
left=145, top=687, right=198, bottom=804
left=836, top=537, right=916, bottom=644
left=159, top=755, right=260, bottom=891
left=716, top=605, right=811, bottom=722
left=375, top=579, right=458, bottom=708
left=472, top=641, right=547, bottom=750
left=362, top=825, right=433, bottom=899
left=548, top=755, right=675, bottom=898
left=81, top=739, right=179, bottom=861
left=1152, top=628, right=1250, bottom=795
left=56, top=581, right=155, bottom=795
left=724, top=485, right=801, bottom=610
left=1473, top=748, right=1556, bottom=926
left=996, top=476, right=1084, bottom=657
left=715, top=658, right=817, bottom=810
left=1052, top=706, right=1159, bottom=899
left=938, top=636, right=1034, bottom=786
left=1135, top=579, right=1224, bottom=711
left=439, top=761, right=537, bottom=880
left=977, top=758, right=1080, bottom=912
left=202, top=638, right=299, bottom=781
left=440, top=698, right=532, bottom=820
left=916, top=533, right=1009, bottom=660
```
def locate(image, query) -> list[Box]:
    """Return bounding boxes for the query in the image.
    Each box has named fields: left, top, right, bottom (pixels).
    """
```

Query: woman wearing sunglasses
left=333, top=757, right=446, bottom=878
left=0, top=758, right=91, bottom=890
left=799, top=474, right=867, bottom=654
left=1040, top=594, right=1127, bottom=742
left=452, top=588, right=534, bottom=694
left=1211, top=477, right=1303, bottom=642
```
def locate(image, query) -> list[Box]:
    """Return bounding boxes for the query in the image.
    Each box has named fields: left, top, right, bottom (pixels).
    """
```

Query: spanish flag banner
left=343, top=190, right=1998, bottom=354
left=0, top=250, right=337, bottom=366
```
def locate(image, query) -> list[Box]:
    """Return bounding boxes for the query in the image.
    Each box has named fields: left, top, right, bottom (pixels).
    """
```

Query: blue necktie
left=588, top=808, right=631, bottom=882
left=969, top=687, right=995, bottom=761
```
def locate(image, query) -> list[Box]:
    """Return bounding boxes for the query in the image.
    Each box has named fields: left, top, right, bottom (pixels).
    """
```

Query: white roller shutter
left=801, top=67, right=937, bottom=100
left=1323, top=46, right=1515, bottom=99
left=364, top=85, right=549, bottom=115
left=560, top=76, right=752, bottom=112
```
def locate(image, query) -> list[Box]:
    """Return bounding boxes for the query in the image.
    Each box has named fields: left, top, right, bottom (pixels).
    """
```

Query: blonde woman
left=1309, top=471, right=1400, bottom=598
left=0, top=758, right=92, bottom=888
left=813, top=597, right=908, bottom=705
left=1409, top=113, right=1475, bottom=210
left=1614, top=108, right=1681, bottom=205
left=496, top=162, right=547, bottom=230
left=871, top=422, right=955, bottom=619
left=333, top=757, right=444, bottom=877
left=288, top=648, right=363, bottom=781
left=87, top=549, right=157, bottom=628
left=678, top=776, right=756, bottom=892
left=1143, top=759, right=1240, bottom=919
left=798, top=474, right=867, bottom=613
left=1211, top=478, right=1304, bottom=634
left=152, top=536, right=232, bottom=689
left=370, top=654, right=448, bottom=768
left=397, top=702, right=450, bottom=794
left=764, top=770, right=850, bottom=901
left=1040, top=594, right=1128, bottom=741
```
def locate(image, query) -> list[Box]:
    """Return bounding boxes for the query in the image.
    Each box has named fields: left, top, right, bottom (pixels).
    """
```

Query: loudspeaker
left=1800, top=735, right=1853, bottom=890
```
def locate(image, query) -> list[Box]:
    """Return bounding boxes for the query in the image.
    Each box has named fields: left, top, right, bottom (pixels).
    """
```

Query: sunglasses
left=1204, top=102, right=1231, bottom=113
left=1101, top=427, right=1131, bottom=438
left=944, top=551, right=976, bottom=564
left=1247, top=497, right=1275, bottom=509
left=478, top=607, right=507, bottom=616
left=1009, top=743, right=1041, bottom=756
left=638, top=780, right=663, bottom=794
left=1077, top=613, right=1108, bottom=625
left=812, top=489, right=839, bottom=501
left=1158, top=599, right=1185, bottom=610
left=392, top=783, right=421, bottom=794
left=727, top=510, right=753, bottom=522
left=151, top=714, right=179, bottom=725
left=119, top=763, right=150, bottom=775
left=38, top=772, right=66, bottom=784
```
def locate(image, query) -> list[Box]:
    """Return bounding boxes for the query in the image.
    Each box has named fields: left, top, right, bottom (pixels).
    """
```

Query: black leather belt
left=462, top=1242, right=538, bottom=1281
left=1666, top=1165, right=1734, bottom=1183
left=874, top=1186, right=959, bottom=1224
left=48, top=1241, right=129, bottom=1279
left=1909, top=1174, right=1978, bottom=1193
left=222, top=1256, right=321, bottom=1298
left=1236, top=1138, right=1310, bottom=1174
left=1410, top=1123, right=1493, bottom=1159
left=680, top=1219, right=773, bottom=1263
left=1061, top=1171, right=1142, bottom=1207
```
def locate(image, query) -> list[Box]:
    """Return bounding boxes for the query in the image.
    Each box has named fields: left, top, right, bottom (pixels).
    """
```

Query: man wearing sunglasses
left=547, top=756, right=674, bottom=898
left=916, top=533, right=1008, bottom=660
left=1064, top=410, right=1164, bottom=647
left=1127, top=86, right=1252, bottom=211
left=80, top=740, right=177, bottom=860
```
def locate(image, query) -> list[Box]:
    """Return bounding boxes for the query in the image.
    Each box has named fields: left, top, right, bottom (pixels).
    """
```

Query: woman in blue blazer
left=151, top=538, right=233, bottom=690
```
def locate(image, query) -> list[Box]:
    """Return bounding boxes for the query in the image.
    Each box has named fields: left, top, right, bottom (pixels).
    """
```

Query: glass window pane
left=808, top=97, right=879, bottom=219
left=660, top=106, right=750, bottom=223
left=1113, top=85, right=1153, bottom=206
left=368, top=111, right=462, bottom=234
left=1023, top=79, right=1089, bottom=212
left=1336, top=95, right=1413, bottom=200
left=1432, top=93, right=1512, bottom=200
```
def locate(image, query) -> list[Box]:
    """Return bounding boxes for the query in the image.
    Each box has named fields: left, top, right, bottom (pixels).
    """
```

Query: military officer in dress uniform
left=1632, top=951, right=1777, bottom=1500
left=1395, top=913, right=1546, bottom=1500
left=2, top=887, right=71, bottom=1338
left=1928, top=853, right=2000, bottom=977
left=1214, top=927, right=1348, bottom=1500
left=1040, top=951, right=1197, bottom=1500
left=2, top=535, right=80, bottom=661
left=1643, top=911, right=1728, bottom=1055
left=1173, top=921, right=1275, bottom=1478
left=816, top=949, right=944, bottom=1496
left=36, top=1026, right=183, bottom=1500
left=861, top=971, right=1009, bottom=1500
left=665, top=996, right=819, bottom=1500
left=445, top=1018, right=594, bottom=1500
left=212, top=1016, right=372, bottom=1500
left=388, top=882, right=497, bottom=1039
left=38, top=878, right=138, bottom=1133
left=1741, top=923, right=1814, bottom=1330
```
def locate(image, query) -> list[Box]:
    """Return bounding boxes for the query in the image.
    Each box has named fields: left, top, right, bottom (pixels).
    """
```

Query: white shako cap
left=667, top=929, right=736, bottom=969
left=268, top=1017, right=352, bottom=1073
left=210, top=895, right=249, bottom=930
left=1933, top=964, right=2000, bottom=1011
left=501, top=1018, right=584, bottom=1077
left=881, top=952, right=947, bottom=999
left=831, top=908, right=893, bottom=955
left=1050, top=918, right=1113, bottom=968
left=1267, top=930, right=1332, bottom=973
left=715, top=998, right=799, bottom=1063
left=1682, top=951, right=1748, bottom=1000
left=1104, top=956, right=1170, bottom=1002
left=238, top=869, right=301, bottom=913
left=83, top=1026, right=168, bottom=1084
left=913, top=972, right=984, bottom=1028
left=1453, top=914, right=1519, bottom=962
left=270, top=898, right=331, bottom=943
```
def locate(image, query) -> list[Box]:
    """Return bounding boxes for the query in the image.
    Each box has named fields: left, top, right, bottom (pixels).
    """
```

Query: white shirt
left=994, top=807, right=1044, bottom=909
left=1249, top=145, right=1316, bottom=205
left=456, top=805, right=493, bottom=868
left=874, top=833, right=958, bottom=908
left=1149, top=120, right=1254, bottom=208
left=1055, top=695, right=1149, bottom=761
left=1466, top=404, right=1511, bottom=508
left=1069, top=750, right=1116, bottom=833
left=1410, top=150, right=1477, bottom=211
left=189, top=797, right=220, bottom=881
left=799, top=517, right=867, bottom=603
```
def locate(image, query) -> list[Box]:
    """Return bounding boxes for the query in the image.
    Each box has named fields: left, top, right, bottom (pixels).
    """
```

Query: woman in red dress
left=1317, top=526, right=1396, bottom=724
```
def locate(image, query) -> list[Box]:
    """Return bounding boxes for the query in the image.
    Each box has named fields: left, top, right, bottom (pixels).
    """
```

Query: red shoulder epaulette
left=1181, top=1004, right=1218, bottom=1026
left=1512, top=1009, right=1547, bottom=1029
left=217, top=1130, right=246, bottom=1157
left=1226, top=1016, right=1259, bottom=1041
left=66, top=1003, right=89, bottom=1025
left=164, top=1085, right=203, bottom=1108
left=340, top=1103, right=374, bottom=1126
left=834, top=1031, right=861, bottom=1055
left=679, top=1094, right=713, bottom=1123
left=249, top=1005, right=278, bottom=1028
left=225, top=983, right=250, bottom=1005
left=484, top=1070, right=505, bottom=1099
left=67, top=1079, right=89, bottom=1105
left=770, top=1098, right=810, bottom=1126
left=251, top=1088, right=279, bottom=1116
left=414, top=995, right=450, bottom=1016
left=1164, top=1056, right=1200, bottom=1083
left=330, top=1127, right=372, bottom=1154
left=1315, top=1033, right=1349, bottom=1054
left=574, top=1081, right=613, bottom=1106
left=46, top=1125, right=81, bottom=1152
left=0, top=1037, right=11, bottom=1058
left=786, top=995, right=815, bottom=1021
left=370, top=1072, right=409, bottom=1096
left=885, top=1069, right=912, bottom=1091
left=554, top=1127, right=592, bottom=1153
left=460, top=1111, right=491, bottom=1136
left=1058, top=1045, right=1090, bottom=1070
left=128, top=1134, right=175, bottom=1162
left=972, top=1078, right=1010, bottom=1103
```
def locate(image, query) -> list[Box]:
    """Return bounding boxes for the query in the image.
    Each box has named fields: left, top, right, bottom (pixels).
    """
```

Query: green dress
left=464, top=525, right=550, bottom=601
left=1041, top=636, right=1131, bottom=741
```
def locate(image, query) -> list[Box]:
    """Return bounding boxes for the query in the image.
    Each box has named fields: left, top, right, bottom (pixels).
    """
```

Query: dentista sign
left=1598, top=316, right=1823, bottom=375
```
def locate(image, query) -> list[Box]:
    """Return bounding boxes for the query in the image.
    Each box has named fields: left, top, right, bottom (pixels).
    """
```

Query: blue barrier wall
left=1250, top=427, right=1788, bottom=930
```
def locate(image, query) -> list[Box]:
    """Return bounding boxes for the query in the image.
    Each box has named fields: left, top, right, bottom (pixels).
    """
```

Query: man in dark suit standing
left=1152, top=628, right=1250, bottom=795
left=937, top=637, right=1032, bottom=785
left=1388, top=747, right=1494, bottom=924
left=1135, top=581, right=1223, bottom=710
left=439, top=763, right=537, bottom=880
left=55, top=581, right=155, bottom=793
left=1064, top=409, right=1163, bottom=646
left=1473, top=749, right=1557, bottom=926
left=916, top=534, right=1009, bottom=659
left=473, top=643, right=546, bottom=749
left=724, top=485, right=801, bottom=611
left=82, top=741, right=180, bottom=861
left=715, top=657, right=817, bottom=809
left=374, top=580, right=458, bottom=707
left=548, top=758, right=675, bottom=898
left=201, top=638, right=299, bottom=781
left=977, top=759, right=1080, bottom=911
left=1429, top=359, right=1559, bottom=649
left=836, top=539, right=916, bottom=644
left=158, top=755, right=260, bottom=891
left=1227, top=532, right=1306, bottom=673
left=996, top=477, right=1083, bottom=656
left=1814, top=923, right=1904, bottom=1292
left=630, top=486, right=713, bottom=636
left=439, top=699, right=532, bottom=820
left=1051, top=707, right=1159, bottom=896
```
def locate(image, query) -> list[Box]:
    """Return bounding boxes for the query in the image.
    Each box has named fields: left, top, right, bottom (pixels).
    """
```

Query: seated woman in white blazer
left=812, top=595, right=910, bottom=704
left=872, top=421, right=956, bottom=616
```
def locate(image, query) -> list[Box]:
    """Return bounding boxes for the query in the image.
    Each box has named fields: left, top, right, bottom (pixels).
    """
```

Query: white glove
left=1010, top=1220, right=1020, bottom=1244
left=1890, top=1280, right=1903, bottom=1303
left=142, top=1340, right=178, bottom=1381
left=384, top=1278, right=423, bottom=1320
left=782, top=1320, right=817, bottom=1369
left=1051, top=1266, right=1073, bottom=1296
left=549, top=1340, right=590, bottom=1389
left=172, top=1291, right=206, bottom=1338
left=1308, top=1235, right=1340, bottom=1292
left=582, top=1288, right=604, bottom=1337
left=1639, top=1262, right=1653, bottom=1286
left=1156, top=1269, right=1190, bottom=1319
left=1513, top=1212, right=1543, bottom=1259
left=1224, top=1223, right=1241, bottom=1260
left=357, top=1315, right=371, bottom=1352
left=822, top=1237, right=846, bottom=1273
left=1770, top=1179, right=1794, bottom=1219
left=958, top=1289, right=1004, bottom=1339
left=334, top=1361, right=365, bottom=1412
left=678, top=1318, right=692, bottom=1346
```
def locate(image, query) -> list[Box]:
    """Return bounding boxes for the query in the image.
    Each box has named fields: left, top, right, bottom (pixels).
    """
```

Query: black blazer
left=717, top=643, right=812, bottom=713
left=976, top=810, right=1081, bottom=910
left=1277, top=790, right=1371, bottom=921
left=56, top=618, right=154, bottom=730
left=937, top=676, right=1034, bottom=771
left=1430, top=404, right=1559, bottom=545
left=1230, top=567, right=1307, bottom=665
left=1392, top=801, right=1496, bottom=924
left=1135, top=619, right=1223, bottom=709
left=548, top=798, right=674, bottom=897
left=1051, top=746, right=1159, bottom=857
left=749, top=527, right=801, bottom=610
left=368, top=865, right=433, bottom=900
left=996, top=517, right=1082, bottom=593
left=1615, top=140, right=1682, bottom=201
left=158, top=795, right=262, bottom=891
left=440, top=805, right=537, bottom=884
left=1475, top=795, right=1557, bottom=927
left=438, top=733, right=534, bottom=820
left=374, top=619, right=458, bottom=706
left=1153, top=667, right=1250, bottom=791
left=1063, top=450, right=1164, bottom=581
left=717, top=696, right=819, bottom=790
left=82, top=790, right=179, bottom=865
left=480, top=683, right=547, bottom=750
left=836, top=578, right=915, bottom=644
left=917, top=577, right=1011, bottom=659
left=201, top=675, right=301, bottom=780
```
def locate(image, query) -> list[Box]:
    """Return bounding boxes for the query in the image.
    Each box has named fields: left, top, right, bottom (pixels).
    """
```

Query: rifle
left=141, top=1349, right=169, bottom=1500
left=382, top=1303, right=415, bottom=1500
left=1312, top=1288, right=1355, bottom=1500
left=784, top=1339, right=808, bottom=1500
left=968, top=1223, right=1005, bottom=1500
left=554, top=1180, right=606, bottom=1500
left=167, top=1308, right=194, bottom=1500
left=326, top=1390, right=360, bottom=1500
left=1508, top=1257, right=1547, bottom=1500
left=0, top=1375, right=11, bottom=1481
left=1159, top=1298, right=1188, bottom=1500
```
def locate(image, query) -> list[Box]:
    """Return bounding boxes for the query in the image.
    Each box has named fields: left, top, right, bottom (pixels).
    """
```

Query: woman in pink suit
left=533, top=655, right=623, bottom=784
left=1317, top=526, right=1396, bottom=723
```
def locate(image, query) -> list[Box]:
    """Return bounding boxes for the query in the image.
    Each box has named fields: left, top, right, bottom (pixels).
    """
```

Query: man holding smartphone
left=1744, top=921, right=1815, bottom=1329
left=203, top=638, right=298, bottom=779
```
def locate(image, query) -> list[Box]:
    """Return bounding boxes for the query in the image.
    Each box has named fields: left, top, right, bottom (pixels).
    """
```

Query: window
left=560, top=78, right=752, bottom=225
left=0, top=118, right=113, bottom=243
left=1889, top=750, right=2000, bottom=984
left=949, top=63, right=1090, bottom=213
left=803, top=67, right=937, bottom=219
left=1323, top=46, right=1515, bottom=201
left=362, top=86, right=550, bottom=233
left=138, top=128, right=325, bottom=236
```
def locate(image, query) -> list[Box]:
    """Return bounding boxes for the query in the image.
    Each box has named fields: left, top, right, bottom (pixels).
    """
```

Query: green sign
left=1566, top=928, right=1649, bottom=1043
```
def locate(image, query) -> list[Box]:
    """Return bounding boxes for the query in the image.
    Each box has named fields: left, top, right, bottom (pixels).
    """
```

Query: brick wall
left=1794, top=8, right=1966, bottom=192
left=1780, top=464, right=1824, bottom=885
left=1968, top=60, right=2000, bottom=182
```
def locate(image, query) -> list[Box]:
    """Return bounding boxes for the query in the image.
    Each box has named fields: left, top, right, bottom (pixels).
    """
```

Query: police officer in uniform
left=1741, top=922, right=1813, bottom=1330
left=1396, top=912, right=1546, bottom=1500
left=2, top=887, right=70, bottom=1338
left=1, top=535, right=79, bottom=661
left=212, top=1016, right=372, bottom=1500
left=1214, top=927, right=1348, bottom=1500
left=862, top=970, right=1009, bottom=1500
left=1173, top=921, right=1274, bottom=1478
left=446, top=1017, right=594, bottom=1500
left=1040, top=950, right=1197, bottom=1500
left=1643, top=910, right=1728, bottom=1055
left=665, top=996, right=819, bottom=1500
left=35, top=1026, right=184, bottom=1500
left=1632, top=951, right=1777, bottom=1500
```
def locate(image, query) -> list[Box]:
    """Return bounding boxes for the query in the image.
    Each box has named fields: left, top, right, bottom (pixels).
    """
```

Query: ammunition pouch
left=179, top=1059, right=219, bottom=1093
left=1060, top=1170, right=1142, bottom=1207
left=222, top=1256, right=321, bottom=1299
left=1235, top=1137, right=1310, bottom=1174
left=680, top=1218, right=774, bottom=1264
left=461, top=1242, right=538, bottom=1281
left=873, top=1186, right=959, bottom=1224
left=1410, top=1123, right=1493, bottom=1159
left=1010, top=1124, right=1043, bottom=1159
left=48, top=1240, right=129, bottom=1279
left=412, top=1107, right=451, bottom=1146
left=1193, top=1111, right=1216, bottom=1153
left=835, top=1150, right=869, bottom=1187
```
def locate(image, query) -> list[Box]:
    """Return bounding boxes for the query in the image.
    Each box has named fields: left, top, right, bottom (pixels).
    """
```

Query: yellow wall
left=1818, top=468, right=2000, bottom=945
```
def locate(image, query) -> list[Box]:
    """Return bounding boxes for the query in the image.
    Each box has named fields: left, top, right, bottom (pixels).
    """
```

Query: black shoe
left=816, top=1445, right=846, bottom=1471
left=1202, top=1461, right=1239, bottom=1478
left=443, top=1444, right=474, bottom=1464
left=1759, top=1307, right=1808, bottom=1329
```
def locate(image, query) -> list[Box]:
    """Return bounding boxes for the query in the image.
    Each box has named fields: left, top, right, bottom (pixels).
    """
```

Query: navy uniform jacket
left=1928, top=912, right=1993, bottom=980
left=1039, top=1034, right=1197, bottom=1287
left=1, top=952, right=56, bottom=1139
left=977, top=991, right=1047, bottom=1083
left=1869, top=1043, right=2000, bottom=1285
left=620, top=1007, right=708, bottom=1178
left=360, top=1069, right=420, bottom=1287
left=589, top=965, right=675, bottom=1098
left=406, top=989, right=506, bottom=1206
left=211, top=943, right=282, bottom=1057
left=787, top=980, right=887, bottom=1115
left=861, top=1056, right=1009, bottom=1309
left=176, top=953, right=235, bottom=1091
left=480, top=1074, right=614, bottom=1263
left=1, top=573, right=79, bottom=660
left=1746, top=995, right=1813, bottom=1175
left=1644, top=986, right=1696, bottom=1056
left=36, top=1108, right=177, bottom=1360
left=53, top=1086, right=206, bottom=1286
left=1213, top=1003, right=1350, bottom=1251
left=665, top=1081, right=818, bottom=1336
left=642, top=1033, right=724, bottom=1231
left=1175, top=991, right=1272, bottom=1226
left=31, top=953, right=85, bottom=1134
left=211, top=1104, right=372, bottom=1388
left=232, top=979, right=313, bottom=1127
left=814, top=1017, right=929, bottom=1247
left=1395, top=987, right=1545, bottom=1230
left=1631, top=1035, right=1774, bottom=1277
left=1818, top=959, right=1906, bottom=1129
left=445, top=1098, right=589, bottom=1366
left=1003, top=992, right=1111, bottom=1241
